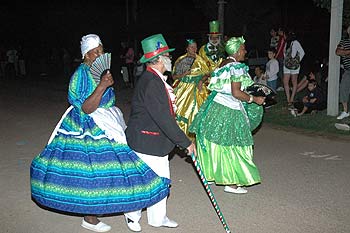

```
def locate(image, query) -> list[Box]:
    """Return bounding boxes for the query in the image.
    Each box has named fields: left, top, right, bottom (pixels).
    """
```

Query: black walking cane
left=189, top=152, right=231, bottom=233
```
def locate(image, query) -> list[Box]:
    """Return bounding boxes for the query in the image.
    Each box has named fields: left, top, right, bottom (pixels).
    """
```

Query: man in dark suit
left=124, top=34, right=196, bottom=232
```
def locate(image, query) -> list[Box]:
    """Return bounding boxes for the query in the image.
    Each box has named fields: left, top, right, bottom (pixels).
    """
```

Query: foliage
left=313, top=0, right=350, bottom=26
left=313, top=0, right=331, bottom=10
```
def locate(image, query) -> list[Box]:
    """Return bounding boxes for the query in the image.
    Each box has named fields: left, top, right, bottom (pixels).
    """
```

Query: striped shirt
left=338, top=38, right=350, bottom=70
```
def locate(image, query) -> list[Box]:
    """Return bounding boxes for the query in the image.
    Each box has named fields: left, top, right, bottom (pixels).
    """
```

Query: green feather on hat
left=140, top=34, right=175, bottom=63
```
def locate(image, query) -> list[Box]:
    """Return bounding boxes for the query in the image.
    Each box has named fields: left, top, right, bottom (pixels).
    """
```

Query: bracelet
left=248, top=94, right=254, bottom=103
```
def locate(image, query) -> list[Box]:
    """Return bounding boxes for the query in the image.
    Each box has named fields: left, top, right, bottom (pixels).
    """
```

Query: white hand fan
left=90, top=53, right=111, bottom=83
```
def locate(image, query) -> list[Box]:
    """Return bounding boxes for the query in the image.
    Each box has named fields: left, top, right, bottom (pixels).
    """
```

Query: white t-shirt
left=6, top=49, right=18, bottom=63
left=265, top=58, right=279, bottom=81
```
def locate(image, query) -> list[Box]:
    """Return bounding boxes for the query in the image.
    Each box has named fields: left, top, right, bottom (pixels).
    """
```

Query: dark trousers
left=277, top=57, right=284, bottom=88
left=294, top=101, right=326, bottom=114
left=126, top=63, right=134, bottom=87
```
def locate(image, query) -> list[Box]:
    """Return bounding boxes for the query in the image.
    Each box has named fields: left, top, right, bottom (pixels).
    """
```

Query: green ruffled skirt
left=189, top=93, right=263, bottom=185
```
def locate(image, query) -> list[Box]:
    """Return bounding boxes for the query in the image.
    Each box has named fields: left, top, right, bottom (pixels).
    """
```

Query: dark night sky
left=1, top=0, right=330, bottom=63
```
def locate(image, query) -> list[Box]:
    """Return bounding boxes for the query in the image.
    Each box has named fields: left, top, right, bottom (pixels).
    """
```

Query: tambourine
left=245, top=83, right=277, bottom=100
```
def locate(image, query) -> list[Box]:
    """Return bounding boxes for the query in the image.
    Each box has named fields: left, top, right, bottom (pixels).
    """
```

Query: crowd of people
left=260, top=25, right=350, bottom=125
left=0, top=45, right=26, bottom=79
left=0, top=43, right=81, bottom=82
left=251, top=26, right=333, bottom=118
left=28, top=19, right=350, bottom=232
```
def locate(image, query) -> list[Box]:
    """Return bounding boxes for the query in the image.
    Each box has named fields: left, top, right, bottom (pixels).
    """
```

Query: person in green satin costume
left=189, top=37, right=265, bottom=194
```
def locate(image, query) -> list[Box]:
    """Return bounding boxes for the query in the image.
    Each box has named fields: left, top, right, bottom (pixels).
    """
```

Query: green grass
left=262, top=92, right=350, bottom=140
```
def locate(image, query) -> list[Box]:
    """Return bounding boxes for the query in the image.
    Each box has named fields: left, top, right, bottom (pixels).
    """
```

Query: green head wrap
left=225, top=36, right=245, bottom=55
left=186, top=39, right=196, bottom=45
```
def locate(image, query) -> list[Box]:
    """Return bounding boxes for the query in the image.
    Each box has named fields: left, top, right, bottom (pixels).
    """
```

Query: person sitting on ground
left=253, top=65, right=277, bottom=108
left=296, top=62, right=322, bottom=93
left=296, top=69, right=317, bottom=93
left=291, top=80, right=326, bottom=117
left=253, top=66, right=267, bottom=85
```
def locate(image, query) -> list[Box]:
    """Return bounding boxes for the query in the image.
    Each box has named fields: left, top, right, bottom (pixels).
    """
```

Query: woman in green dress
left=189, top=37, right=265, bottom=194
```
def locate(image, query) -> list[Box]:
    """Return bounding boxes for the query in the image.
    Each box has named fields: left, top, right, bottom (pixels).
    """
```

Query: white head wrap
left=80, top=34, right=102, bottom=58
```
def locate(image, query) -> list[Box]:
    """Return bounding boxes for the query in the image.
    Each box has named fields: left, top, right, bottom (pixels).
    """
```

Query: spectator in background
left=275, top=27, right=286, bottom=91
left=269, top=28, right=279, bottom=50
left=265, top=47, right=279, bottom=91
left=283, top=30, right=305, bottom=109
left=17, top=45, right=27, bottom=77
left=223, top=35, right=229, bottom=44
left=62, top=48, right=72, bottom=79
left=296, top=62, right=323, bottom=94
left=335, top=25, right=350, bottom=120
left=290, top=80, right=326, bottom=117
left=120, top=42, right=135, bottom=88
left=133, top=52, right=145, bottom=86
left=296, top=69, right=317, bottom=94
left=120, top=42, right=129, bottom=88
left=0, top=45, right=7, bottom=79
left=253, top=66, right=267, bottom=85
left=6, top=46, right=18, bottom=79
left=125, top=44, right=135, bottom=87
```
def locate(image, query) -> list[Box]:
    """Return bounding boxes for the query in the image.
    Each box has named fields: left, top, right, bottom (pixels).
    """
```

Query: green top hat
left=208, top=20, right=222, bottom=35
left=140, top=34, right=175, bottom=63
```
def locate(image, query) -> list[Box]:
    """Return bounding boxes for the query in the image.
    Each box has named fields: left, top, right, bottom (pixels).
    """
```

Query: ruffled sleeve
left=208, top=62, right=253, bottom=93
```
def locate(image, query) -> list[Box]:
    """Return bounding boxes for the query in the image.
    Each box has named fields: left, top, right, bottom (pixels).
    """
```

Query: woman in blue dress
left=30, top=34, right=170, bottom=232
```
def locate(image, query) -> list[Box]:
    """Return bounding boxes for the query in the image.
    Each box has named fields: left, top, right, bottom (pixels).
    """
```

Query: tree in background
left=313, top=0, right=350, bottom=25
left=193, top=0, right=330, bottom=60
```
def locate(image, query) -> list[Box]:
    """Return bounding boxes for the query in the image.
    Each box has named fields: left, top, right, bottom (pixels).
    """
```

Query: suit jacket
left=126, top=67, right=191, bottom=156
